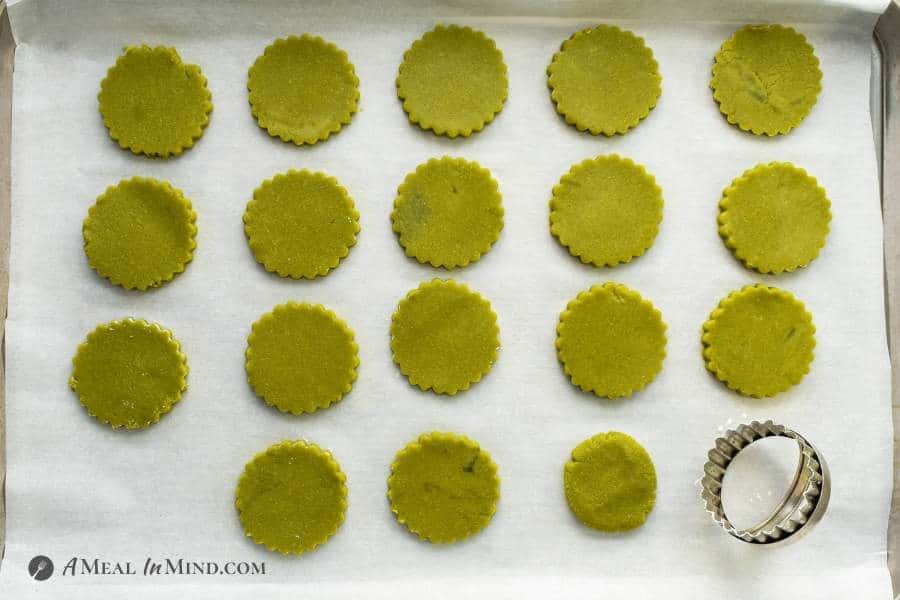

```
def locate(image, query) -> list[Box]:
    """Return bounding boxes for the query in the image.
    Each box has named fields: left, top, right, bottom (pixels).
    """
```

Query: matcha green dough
left=236, top=440, right=347, bottom=555
left=83, top=177, right=197, bottom=290
left=388, top=432, right=500, bottom=543
left=557, top=283, right=666, bottom=399
left=711, top=25, right=821, bottom=136
left=392, top=157, right=504, bottom=268
left=243, top=169, right=360, bottom=279
left=703, top=284, right=815, bottom=398
left=98, top=45, right=212, bottom=158
left=248, top=35, right=359, bottom=145
left=246, top=302, right=358, bottom=415
left=548, top=25, right=661, bottom=136
left=391, top=279, right=500, bottom=395
left=719, top=162, right=831, bottom=274
left=564, top=431, right=657, bottom=532
left=397, top=25, right=508, bottom=137
left=550, top=155, right=663, bottom=267
left=69, top=319, right=188, bottom=429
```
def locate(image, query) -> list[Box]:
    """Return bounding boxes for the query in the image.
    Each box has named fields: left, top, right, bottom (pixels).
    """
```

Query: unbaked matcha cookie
left=711, top=25, right=821, bottom=136
left=388, top=432, right=500, bottom=543
left=83, top=177, right=197, bottom=290
left=564, top=431, right=657, bottom=532
left=392, top=157, right=503, bottom=268
left=719, top=163, right=831, bottom=274
left=244, top=170, right=359, bottom=279
left=397, top=25, right=507, bottom=137
left=246, top=302, right=358, bottom=415
left=236, top=440, right=347, bottom=554
left=548, top=25, right=661, bottom=136
left=557, top=283, right=666, bottom=399
left=391, top=279, right=499, bottom=395
left=703, top=284, right=815, bottom=398
left=550, top=155, right=663, bottom=267
left=69, top=318, right=188, bottom=429
left=98, top=45, right=212, bottom=158
left=248, top=35, right=359, bottom=145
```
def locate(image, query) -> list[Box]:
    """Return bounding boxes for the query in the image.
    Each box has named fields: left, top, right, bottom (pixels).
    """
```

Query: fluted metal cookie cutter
left=700, top=420, right=830, bottom=545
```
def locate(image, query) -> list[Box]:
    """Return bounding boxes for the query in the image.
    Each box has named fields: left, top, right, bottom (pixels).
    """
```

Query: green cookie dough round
left=392, top=157, right=504, bottom=268
left=391, top=279, right=499, bottom=395
left=564, top=431, right=657, bottom=532
left=557, top=282, right=666, bottom=399
left=83, top=177, right=197, bottom=290
left=236, top=440, right=347, bottom=555
left=388, top=432, right=500, bottom=543
left=548, top=25, right=661, bottom=136
left=243, top=169, right=360, bottom=279
left=550, top=155, right=663, bottom=267
left=711, top=25, right=821, bottom=136
left=246, top=302, right=358, bottom=415
left=719, top=163, right=831, bottom=274
left=397, top=25, right=508, bottom=137
left=703, top=284, right=815, bottom=398
left=69, top=318, right=188, bottom=429
left=98, top=45, right=212, bottom=158
left=248, top=35, right=359, bottom=145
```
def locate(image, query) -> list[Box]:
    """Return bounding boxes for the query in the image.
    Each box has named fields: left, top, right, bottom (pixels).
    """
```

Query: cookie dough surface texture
left=711, top=25, right=821, bottom=136
left=388, top=432, right=500, bottom=543
left=719, top=162, right=831, bottom=274
left=703, top=284, right=815, bottom=398
left=69, top=319, right=188, bottom=429
left=98, top=45, right=212, bottom=157
left=243, top=169, right=360, bottom=279
left=392, top=157, right=504, bottom=268
left=248, top=35, right=359, bottom=145
left=557, top=282, right=666, bottom=399
left=246, top=302, right=358, bottom=415
left=547, top=25, right=661, bottom=136
left=564, top=431, right=657, bottom=532
left=397, top=25, right=508, bottom=137
left=236, top=440, right=347, bottom=555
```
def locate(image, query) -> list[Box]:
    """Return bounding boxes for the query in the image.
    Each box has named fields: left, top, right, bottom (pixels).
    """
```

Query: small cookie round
left=397, top=25, right=508, bottom=137
left=69, top=318, right=188, bottom=429
left=392, top=157, right=504, bottom=268
left=248, top=35, right=359, bottom=145
left=557, top=283, right=666, bottom=399
left=236, top=440, right=347, bottom=555
left=719, top=163, right=831, bottom=274
left=388, top=432, right=500, bottom=543
left=702, top=284, right=815, bottom=398
left=98, top=46, right=212, bottom=158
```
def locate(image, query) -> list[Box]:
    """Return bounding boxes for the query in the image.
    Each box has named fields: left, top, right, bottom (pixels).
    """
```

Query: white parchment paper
left=0, top=0, right=892, bottom=598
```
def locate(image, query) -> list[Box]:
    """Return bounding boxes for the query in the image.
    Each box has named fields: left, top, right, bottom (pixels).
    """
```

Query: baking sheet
left=0, top=0, right=892, bottom=598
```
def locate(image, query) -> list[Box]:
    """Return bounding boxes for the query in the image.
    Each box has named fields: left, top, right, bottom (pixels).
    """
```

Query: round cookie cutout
left=557, top=283, right=666, bottom=399
left=550, top=155, right=663, bottom=267
left=248, top=35, right=359, bottom=145
left=548, top=25, right=661, bottom=136
left=388, top=432, right=500, bottom=544
left=711, top=25, right=821, bottom=136
left=98, top=46, right=212, bottom=158
left=392, top=157, right=504, bottom=268
left=69, top=318, right=188, bottom=429
left=564, top=431, right=657, bottom=532
left=83, top=177, right=197, bottom=290
left=391, top=280, right=500, bottom=395
left=243, top=170, right=360, bottom=279
left=702, top=284, right=815, bottom=398
left=236, top=440, right=347, bottom=555
left=246, top=302, right=358, bottom=415
left=397, top=25, right=508, bottom=137
left=719, top=163, right=831, bottom=274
